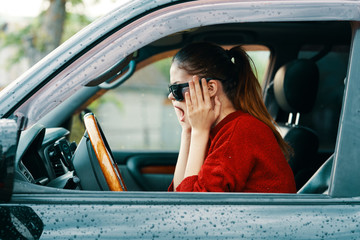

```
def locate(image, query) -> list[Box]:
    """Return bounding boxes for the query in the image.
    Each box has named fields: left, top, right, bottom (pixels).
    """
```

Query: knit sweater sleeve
left=170, top=112, right=295, bottom=193
left=175, top=139, right=255, bottom=192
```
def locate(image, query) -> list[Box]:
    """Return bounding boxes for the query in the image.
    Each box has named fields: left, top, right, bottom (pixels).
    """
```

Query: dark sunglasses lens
left=173, top=87, right=183, bottom=101
left=169, top=85, right=184, bottom=101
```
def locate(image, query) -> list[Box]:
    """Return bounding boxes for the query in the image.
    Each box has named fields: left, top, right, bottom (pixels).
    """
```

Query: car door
left=1, top=1, right=360, bottom=239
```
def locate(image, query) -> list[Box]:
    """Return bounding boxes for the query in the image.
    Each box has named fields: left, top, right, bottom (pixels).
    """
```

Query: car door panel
left=113, top=151, right=177, bottom=191
left=8, top=193, right=360, bottom=239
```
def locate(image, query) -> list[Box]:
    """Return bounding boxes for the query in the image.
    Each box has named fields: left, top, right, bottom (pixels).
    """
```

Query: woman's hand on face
left=175, top=109, right=191, bottom=132
left=185, top=76, right=221, bottom=132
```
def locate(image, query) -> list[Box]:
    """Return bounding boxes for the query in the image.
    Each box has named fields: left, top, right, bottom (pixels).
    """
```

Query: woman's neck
left=213, top=96, right=236, bottom=127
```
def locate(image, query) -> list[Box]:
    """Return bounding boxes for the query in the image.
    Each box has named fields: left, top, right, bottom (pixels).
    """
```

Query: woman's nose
left=168, top=92, right=175, bottom=101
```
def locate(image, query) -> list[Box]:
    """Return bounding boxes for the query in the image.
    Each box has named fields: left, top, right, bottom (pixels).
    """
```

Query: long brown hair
left=173, top=42, right=291, bottom=159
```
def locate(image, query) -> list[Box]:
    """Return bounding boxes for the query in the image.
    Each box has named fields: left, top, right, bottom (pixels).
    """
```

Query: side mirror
left=0, top=206, right=44, bottom=240
left=0, top=119, right=19, bottom=202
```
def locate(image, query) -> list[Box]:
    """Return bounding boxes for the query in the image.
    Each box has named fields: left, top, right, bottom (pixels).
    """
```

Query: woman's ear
left=207, top=80, right=218, bottom=97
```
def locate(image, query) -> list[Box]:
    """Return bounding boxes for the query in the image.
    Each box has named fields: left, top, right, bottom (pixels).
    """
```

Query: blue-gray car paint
left=4, top=190, right=360, bottom=239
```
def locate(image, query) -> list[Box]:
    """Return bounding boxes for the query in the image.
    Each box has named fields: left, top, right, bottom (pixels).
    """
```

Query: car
left=1, top=0, right=360, bottom=239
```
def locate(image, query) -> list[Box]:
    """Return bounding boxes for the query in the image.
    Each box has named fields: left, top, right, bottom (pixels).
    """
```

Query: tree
left=0, top=0, right=91, bottom=67
left=39, top=0, right=67, bottom=58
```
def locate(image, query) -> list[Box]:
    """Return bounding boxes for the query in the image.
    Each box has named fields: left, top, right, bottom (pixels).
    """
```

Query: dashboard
left=15, top=124, right=78, bottom=189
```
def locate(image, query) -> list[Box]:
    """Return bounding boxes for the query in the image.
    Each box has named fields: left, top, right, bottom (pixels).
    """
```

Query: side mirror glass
left=0, top=206, right=44, bottom=239
left=0, top=119, right=19, bottom=202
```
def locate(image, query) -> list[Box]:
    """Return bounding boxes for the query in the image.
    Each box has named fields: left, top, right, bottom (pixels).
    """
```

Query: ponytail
left=228, top=46, right=291, bottom=159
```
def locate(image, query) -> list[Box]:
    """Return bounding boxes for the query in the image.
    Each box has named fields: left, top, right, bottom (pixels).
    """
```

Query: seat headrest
left=273, top=59, right=319, bottom=113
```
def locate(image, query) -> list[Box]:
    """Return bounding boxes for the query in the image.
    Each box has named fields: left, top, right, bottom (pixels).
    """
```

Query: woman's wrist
left=191, top=128, right=210, bottom=137
left=189, top=129, right=210, bottom=154
left=184, top=129, right=209, bottom=178
left=181, top=126, right=192, bottom=134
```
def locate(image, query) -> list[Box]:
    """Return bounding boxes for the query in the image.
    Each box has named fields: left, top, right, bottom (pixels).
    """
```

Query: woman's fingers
left=188, top=76, right=214, bottom=111
left=186, top=76, right=220, bottom=131
left=189, top=76, right=211, bottom=105
left=188, top=77, right=198, bottom=107
left=193, top=76, right=204, bottom=104
left=185, top=91, right=192, bottom=111
left=201, top=78, right=211, bottom=106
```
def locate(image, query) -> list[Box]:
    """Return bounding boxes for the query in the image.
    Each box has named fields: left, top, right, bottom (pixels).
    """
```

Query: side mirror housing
left=0, top=119, right=19, bottom=202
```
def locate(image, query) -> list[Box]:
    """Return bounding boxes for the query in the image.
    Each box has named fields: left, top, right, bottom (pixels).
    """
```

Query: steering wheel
left=83, top=113, right=127, bottom=191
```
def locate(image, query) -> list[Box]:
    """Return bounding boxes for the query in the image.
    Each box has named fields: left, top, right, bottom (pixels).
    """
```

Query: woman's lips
left=174, top=106, right=185, bottom=122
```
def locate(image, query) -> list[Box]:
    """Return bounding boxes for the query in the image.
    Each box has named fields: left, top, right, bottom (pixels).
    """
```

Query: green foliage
left=69, top=0, right=85, bottom=5
left=68, top=113, right=86, bottom=144
left=154, top=57, right=172, bottom=83
left=88, top=91, right=124, bottom=113
left=62, top=12, right=92, bottom=42
left=0, top=0, right=92, bottom=68
left=0, top=16, right=42, bottom=68
left=247, top=51, right=270, bottom=85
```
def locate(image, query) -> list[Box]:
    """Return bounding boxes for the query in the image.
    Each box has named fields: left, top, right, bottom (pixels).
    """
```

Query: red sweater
left=169, top=111, right=296, bottom=193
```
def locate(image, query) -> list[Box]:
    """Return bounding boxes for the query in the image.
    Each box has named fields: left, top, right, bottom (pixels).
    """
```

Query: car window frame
left=328, top=22, right=360, bottom=197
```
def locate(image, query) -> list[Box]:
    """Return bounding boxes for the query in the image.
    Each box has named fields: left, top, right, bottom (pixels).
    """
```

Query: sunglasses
left=168, top=78, right=215, bottom=101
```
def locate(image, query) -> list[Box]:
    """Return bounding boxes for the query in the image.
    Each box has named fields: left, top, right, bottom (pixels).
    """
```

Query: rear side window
left=243, top=45, right=270, bottom=85
left=298, top=45, right=349, bottom=152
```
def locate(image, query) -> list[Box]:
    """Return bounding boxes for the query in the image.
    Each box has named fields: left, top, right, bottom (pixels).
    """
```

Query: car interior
left=13, top=21, right=351, bottom=194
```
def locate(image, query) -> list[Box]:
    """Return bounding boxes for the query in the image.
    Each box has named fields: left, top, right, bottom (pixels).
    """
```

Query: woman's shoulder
left=226, top=112, right=275, bottom=144
left=211, top=110, right=273, bottom=140
left=232, top=111, right=270, bottom=131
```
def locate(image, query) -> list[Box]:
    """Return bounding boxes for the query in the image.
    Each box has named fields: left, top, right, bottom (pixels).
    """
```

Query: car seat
left=271, top=59, right=320, bottom=190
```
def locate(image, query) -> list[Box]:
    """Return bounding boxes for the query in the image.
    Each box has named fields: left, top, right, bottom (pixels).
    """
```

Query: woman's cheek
left=182, top=87, right=189, bottom=99
left=174, top=107, right=182, bottom=118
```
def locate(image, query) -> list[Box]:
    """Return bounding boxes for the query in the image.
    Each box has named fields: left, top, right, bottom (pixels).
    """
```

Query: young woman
left=168, top=42, right=296, bottom=193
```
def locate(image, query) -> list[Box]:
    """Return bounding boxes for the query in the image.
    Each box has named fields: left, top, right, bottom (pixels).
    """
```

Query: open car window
left=69, top=46, right=271, bottom=151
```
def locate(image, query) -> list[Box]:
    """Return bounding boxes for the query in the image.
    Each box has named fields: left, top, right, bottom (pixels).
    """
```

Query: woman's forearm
left=184, top=129, right=209, bottom=178
left=173, top=129, right=191, bottom=190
